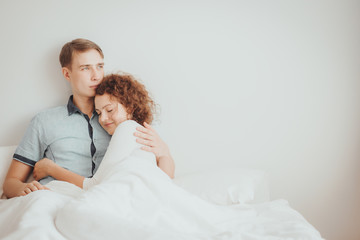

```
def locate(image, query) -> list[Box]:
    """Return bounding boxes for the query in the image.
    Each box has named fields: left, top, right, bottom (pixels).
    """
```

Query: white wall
left=0, top=0, right=359, bottom=239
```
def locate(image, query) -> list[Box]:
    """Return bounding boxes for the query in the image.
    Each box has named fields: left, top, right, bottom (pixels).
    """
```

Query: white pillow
left=173, top=167, right=269, bottom=205
left=0, top=145, right=17, bottom=198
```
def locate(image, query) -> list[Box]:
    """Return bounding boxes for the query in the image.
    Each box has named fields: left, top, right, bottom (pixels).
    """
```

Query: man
left=3, top=39, right=174, bottom=198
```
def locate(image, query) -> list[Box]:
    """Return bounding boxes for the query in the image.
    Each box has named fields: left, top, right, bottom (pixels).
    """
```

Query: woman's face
left=95, top=93, right=130, bottom=135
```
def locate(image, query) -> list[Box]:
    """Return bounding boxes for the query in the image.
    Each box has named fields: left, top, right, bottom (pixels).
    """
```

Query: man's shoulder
left=33, top=105, right=68, bottom=122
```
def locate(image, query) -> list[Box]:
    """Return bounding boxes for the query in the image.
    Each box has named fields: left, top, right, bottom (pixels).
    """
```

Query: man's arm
left=134, top=122, right=175, bottom=178
left=33, top=158, right=85, bottom=188
left=156, top=155, right=175, bottom=179
left=3, top=160, right=48, bottom=198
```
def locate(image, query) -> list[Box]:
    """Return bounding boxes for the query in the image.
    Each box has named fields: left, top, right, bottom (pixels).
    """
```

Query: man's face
left=63, top=49, right=104, bottom=98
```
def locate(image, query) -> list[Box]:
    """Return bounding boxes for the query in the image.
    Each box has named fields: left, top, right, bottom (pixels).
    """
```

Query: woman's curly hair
left=96, top=73, right=155, bottom=125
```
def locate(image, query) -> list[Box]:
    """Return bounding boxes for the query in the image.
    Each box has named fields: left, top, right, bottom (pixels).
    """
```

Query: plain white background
left=0, top=0, right=359, bottom=239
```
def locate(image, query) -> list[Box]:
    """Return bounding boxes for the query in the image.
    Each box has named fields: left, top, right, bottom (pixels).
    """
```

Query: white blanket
left=0, top=121, right=323, bottom=240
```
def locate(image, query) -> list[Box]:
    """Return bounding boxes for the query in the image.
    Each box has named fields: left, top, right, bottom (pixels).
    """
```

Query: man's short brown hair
left=59, top=38, right=104, bottom=69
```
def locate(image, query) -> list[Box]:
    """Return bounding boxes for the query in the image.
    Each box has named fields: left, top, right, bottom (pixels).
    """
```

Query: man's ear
left=62, top=67, right=71, bottom=82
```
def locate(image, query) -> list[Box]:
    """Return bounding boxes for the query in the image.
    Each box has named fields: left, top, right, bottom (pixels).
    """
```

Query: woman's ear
left=127, top=111, right=133, bottom=120
left=62, top=67, right=71, bottom=82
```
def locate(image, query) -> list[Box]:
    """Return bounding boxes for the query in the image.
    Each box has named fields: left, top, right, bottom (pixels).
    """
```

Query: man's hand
left=134, top=122, right=171, bottom=159
left=134, top=122, right=175, bottom=178
left=19, top=180, right=49, bottom=196
left=33, top=158, right=55, bottom=181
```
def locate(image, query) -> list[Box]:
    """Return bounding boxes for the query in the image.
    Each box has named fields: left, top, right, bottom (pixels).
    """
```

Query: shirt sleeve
left=13, top=114, right=47, bottom=167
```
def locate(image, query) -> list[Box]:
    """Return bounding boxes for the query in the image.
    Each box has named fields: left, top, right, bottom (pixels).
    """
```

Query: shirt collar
left=67, top=95, right=82, bottom=116
left=67, top=95, right=98, bottom=117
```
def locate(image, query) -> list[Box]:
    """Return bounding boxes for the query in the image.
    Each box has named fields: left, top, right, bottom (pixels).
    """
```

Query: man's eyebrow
left=79, top=62, right=104, bottom=68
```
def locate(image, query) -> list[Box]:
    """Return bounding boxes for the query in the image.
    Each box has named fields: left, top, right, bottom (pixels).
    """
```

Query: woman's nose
left=100, top=113, right=108, bottom=123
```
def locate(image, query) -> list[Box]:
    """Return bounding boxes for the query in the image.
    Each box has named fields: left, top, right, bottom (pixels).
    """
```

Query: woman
left=93, top=73, right=175, bottom=180
left=81, top=73, right=175, bottom=189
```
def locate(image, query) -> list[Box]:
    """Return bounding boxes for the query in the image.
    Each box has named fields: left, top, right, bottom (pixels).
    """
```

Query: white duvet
left=0, top=121, right=323, bottom=240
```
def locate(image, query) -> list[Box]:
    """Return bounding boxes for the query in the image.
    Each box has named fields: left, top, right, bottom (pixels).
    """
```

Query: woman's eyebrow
left=95, top=103, right=112, bottom=111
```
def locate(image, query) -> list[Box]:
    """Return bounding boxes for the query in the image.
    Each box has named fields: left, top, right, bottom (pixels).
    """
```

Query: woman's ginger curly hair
left=96, top=73, right=156, bottom=125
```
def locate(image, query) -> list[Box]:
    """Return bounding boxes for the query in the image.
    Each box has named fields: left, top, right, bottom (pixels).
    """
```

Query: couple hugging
left=1, top=39, right=324, bottom=240
left=3, top=38, right=175, bottom=198
left=3, top=39, right=233, bottom=238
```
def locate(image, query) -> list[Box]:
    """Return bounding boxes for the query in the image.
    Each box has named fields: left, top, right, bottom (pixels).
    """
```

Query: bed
left=0, top=129, right=324, bottom=240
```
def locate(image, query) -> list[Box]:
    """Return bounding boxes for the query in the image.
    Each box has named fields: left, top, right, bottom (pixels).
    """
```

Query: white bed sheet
left=0, top=121, right=323, bottom=239
left=0, top=190, right=321, bottom=240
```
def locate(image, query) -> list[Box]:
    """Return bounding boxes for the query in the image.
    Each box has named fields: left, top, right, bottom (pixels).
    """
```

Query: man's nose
left=91, top=67, right=102, bottom=81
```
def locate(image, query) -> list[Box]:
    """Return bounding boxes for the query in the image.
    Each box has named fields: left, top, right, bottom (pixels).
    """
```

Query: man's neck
left=72, top=95, right=94, bottom=118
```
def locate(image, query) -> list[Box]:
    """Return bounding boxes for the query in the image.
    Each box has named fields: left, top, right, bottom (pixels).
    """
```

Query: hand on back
left=134, top=122, right=171, bottom=159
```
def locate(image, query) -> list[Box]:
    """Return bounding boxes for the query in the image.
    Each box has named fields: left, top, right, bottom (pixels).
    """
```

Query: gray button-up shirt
left=14, top=96, right=111, bottom=184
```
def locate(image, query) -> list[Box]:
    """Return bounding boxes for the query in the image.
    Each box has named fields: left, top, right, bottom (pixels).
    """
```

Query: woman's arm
left=3, top=160, right=48, bottom=198
left=135, top=122, right=175, bottom=178
left=33, top=158, right=84, bottom=188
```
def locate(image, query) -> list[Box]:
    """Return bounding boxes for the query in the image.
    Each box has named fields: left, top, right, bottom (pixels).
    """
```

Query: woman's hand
left=134, top=122, right=171, bottom=159
left=33, top=158, right=55, bottom=181
left=19, top=180, right=49, bottom=196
